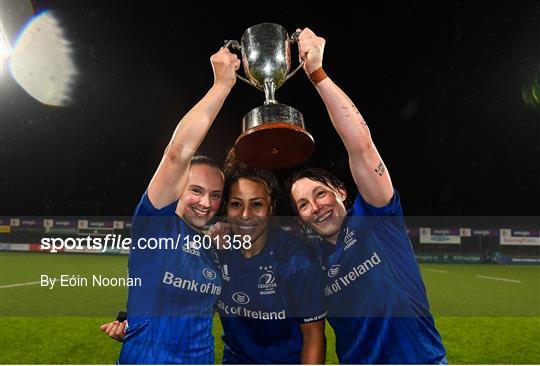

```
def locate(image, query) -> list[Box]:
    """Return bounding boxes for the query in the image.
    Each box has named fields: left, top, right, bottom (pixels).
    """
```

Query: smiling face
left=290, top=177, right=348, bottom=244
left=177, top=164, right=224, bottom=230
left=226, top=178, right=272, bottom=246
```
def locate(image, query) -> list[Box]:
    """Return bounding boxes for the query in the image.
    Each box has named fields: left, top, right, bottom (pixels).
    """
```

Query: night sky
left=1, top=0, right=539, bottom=217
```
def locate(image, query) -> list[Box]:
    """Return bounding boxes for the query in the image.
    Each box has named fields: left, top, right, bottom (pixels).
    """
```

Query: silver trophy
left=225, top=23, right=314, bottom=170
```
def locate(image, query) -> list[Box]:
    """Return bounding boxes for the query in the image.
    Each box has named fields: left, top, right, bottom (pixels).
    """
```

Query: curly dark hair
left=284, top=167, right=350, bottom=214
left=222, top=148, right=280, bottom=213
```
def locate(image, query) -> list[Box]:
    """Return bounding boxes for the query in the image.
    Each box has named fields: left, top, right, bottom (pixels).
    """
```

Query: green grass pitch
left=1, top=252, right=539, bottom=364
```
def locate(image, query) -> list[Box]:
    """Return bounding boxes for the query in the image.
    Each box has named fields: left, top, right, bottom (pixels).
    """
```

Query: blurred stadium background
left=1, top=217, right=539, bottom=364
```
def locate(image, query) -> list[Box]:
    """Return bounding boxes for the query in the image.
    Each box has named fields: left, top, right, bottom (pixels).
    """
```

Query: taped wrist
left=309, top=67, right=328, bottom=84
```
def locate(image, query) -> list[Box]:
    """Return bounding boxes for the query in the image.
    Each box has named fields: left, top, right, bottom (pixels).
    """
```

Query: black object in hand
left=116, top=311, right=127, bottom=322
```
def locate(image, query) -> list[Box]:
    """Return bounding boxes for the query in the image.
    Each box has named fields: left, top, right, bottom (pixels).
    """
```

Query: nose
left=311, top=201, right=320, bottom=215
left=199, top=194, right=211, bottom=208
left=241, top=206, right=253, bottom=220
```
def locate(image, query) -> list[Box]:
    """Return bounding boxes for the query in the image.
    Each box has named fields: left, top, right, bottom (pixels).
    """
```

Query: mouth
left=234, top=223, right=257, bottom=232
left=239, top=225, right=255, bottom=229
left=192, top=206, right=210, bottom=217
left=314, top=210, right=333, bottom=224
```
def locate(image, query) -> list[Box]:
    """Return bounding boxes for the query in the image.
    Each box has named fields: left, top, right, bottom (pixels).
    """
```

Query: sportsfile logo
left=258, top=265, right=277, bottom=295
left=343, top=226, right=357, bottom=251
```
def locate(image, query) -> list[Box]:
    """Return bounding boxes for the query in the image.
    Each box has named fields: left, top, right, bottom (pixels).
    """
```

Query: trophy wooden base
left=235, top=122, right=315, bottom=170
left=235, top=104, right=314, bottom=169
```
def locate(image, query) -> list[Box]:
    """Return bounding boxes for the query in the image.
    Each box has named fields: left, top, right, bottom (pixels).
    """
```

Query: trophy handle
left=223, top=40, right=262, bottom=90
left=285, top=31, right=305, bottom=82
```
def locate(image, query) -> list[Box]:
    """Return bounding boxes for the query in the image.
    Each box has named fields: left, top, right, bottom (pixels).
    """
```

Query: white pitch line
left=425, top=269, right=448, bottom=273
left=476, top=275, right=521, bottom=283
left=0, top=281, right=41, bottom=289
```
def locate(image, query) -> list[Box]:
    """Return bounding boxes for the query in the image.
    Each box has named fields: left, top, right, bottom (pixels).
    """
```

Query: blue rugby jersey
left=216, top=226, right=326, bottom=364
left=317, top=191, right=446, bottom=364
left=118, top=193, right=222, bottom=364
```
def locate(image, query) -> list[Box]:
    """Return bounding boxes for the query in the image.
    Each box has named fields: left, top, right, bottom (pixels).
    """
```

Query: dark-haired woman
left=210, top=150, right=326, bottom=364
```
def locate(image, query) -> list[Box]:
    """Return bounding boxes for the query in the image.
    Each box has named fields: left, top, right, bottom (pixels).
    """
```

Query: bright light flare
left=0, top=23, right=12, bottom=59
left=9, top=11, right=77, bottom=106
left=0, top=23, right=11, bottom=76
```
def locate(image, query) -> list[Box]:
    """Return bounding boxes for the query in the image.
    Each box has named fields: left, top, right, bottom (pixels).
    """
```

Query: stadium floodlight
left=8, top=11, right=77, bottom=106
left=1, top=0, right=34, bottom=76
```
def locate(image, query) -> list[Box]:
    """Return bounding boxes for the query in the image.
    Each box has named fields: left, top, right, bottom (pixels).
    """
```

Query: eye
left=298, top=202, right=307, bottom=211
left=316, top=191, right=326, bottom=198
left=192, top=188, right=202, bottom=195
left=211, top=193, right=222, bottom=200
left=251, top=201, right=263, bottom=209
left=229, top=201, right=241, bottom=208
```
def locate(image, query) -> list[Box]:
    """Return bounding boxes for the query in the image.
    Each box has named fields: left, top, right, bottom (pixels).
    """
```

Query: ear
left=270, top=200, right=276, bottom=216
left=336, top=187, right=347, bottom=202
left=175, top=200, right=185, bottom=217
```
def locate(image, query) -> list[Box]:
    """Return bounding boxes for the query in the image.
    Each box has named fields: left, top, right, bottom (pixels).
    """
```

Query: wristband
left=309, top=67, right=328, bottom=84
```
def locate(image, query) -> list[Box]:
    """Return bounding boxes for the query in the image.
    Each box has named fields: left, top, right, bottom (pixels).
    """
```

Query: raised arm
left=298, top=28, right=394, bottom=208
left=147, top=48, right=240, bottom=209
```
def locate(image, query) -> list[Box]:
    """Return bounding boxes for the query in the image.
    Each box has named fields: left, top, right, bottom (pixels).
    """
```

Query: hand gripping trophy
left=225, top=23, right=314, bottom=170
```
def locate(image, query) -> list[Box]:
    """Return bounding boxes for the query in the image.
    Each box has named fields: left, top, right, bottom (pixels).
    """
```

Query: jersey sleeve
left=349, top=190, right=424, bottom=303
left=351, top=189, right=403, bottom=217
left=133, top=191, right=178, bottom=219
left=127, top=192, right=183, bottom=317
left=130, top=191, right=179, bottom=242
left=349, top=190, right=408, bottom=247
